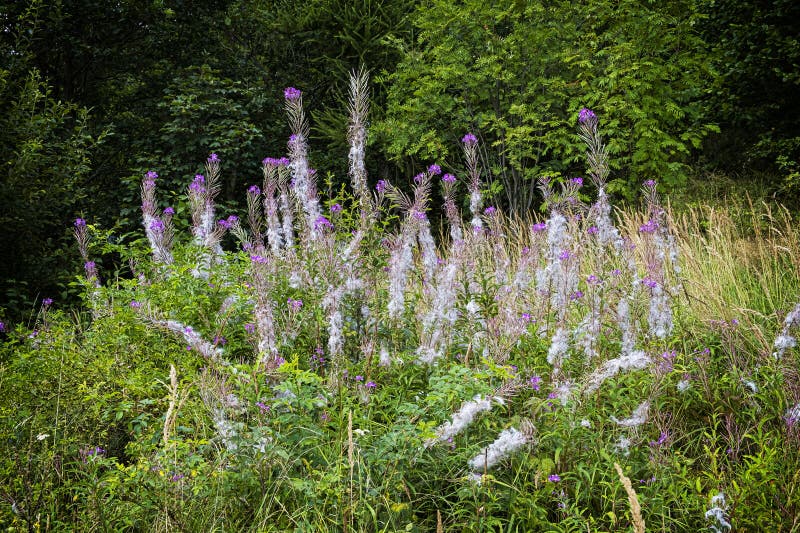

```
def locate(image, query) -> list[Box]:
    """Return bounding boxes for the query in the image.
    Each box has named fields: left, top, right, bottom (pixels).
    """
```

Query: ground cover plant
left=2, top=72, right=800, bottom=532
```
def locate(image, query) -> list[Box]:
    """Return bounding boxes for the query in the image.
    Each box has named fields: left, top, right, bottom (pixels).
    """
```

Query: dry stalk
left=614, top=462, right=645, bottom=533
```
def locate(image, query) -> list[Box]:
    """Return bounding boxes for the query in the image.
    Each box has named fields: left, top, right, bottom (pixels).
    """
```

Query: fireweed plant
left=2, top=71, right=800, bottom=531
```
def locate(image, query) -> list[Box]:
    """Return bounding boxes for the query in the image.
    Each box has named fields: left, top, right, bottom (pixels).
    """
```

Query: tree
left=378, top=0, right=717, bottom=212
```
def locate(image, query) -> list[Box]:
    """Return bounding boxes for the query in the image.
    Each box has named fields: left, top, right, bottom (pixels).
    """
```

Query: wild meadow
left=2, top=72, right=800, bottom=532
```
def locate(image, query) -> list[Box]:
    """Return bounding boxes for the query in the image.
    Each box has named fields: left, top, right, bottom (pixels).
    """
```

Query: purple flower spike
left=208, top=153, right=219, bottom=163
left=163, top=207, right=175, bottom=216
left=462, top=133, right=478, bottom=146
left=578, top=108, right=597, bottom=124
left=571, top=177, right=584, bottom=187
left=442, top=173, right=456, bottom=183
left=366, top=381, right=377, bottom=389
left=548, top=474, right=561, bottom=482
left=427, top=164, right=442, bottom=175
left=284, top=87, right=302, bottom=100
left=330, top=203, right=342, bottom=213
left=42, top=298, right=53, bottom=306
left=375, top=179, right=387, bottom=193
left=532, top=222, right=547, bottom=232
left=643, top=179, right=657, bottom=188
left=74, top=218, right=86, bottom=227
left=483, top=206, right=496, bottom=215
left=146, top=171, right=159, bottom=181
left=248, top=185, right=261, bottom=195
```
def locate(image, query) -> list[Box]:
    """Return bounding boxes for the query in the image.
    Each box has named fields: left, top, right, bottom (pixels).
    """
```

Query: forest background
left=1, top=0, right=798, bottom=318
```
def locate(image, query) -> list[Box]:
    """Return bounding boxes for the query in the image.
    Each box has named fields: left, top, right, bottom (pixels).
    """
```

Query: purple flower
left=412, top=173, right=425, bottom=184
left=462, top=133, right=478, bottom=146
left=639, top=219, right=658, bottom=233
left=587, top=226, right=598, bottom=235
left=483, top=206, right=496, bottom=216
left=218, top=218, right=232, bottom=229
left=163, top=207, right=175, bottom=216
left=532, top=222, right=547, bottom=232
left=42, top=298, right=53, bottom=306
left=330, top=203, right=342, bottom=213
left=248, top=185, right=261, bottom=195
left=375, top=179, right=387, bottom=193
left=244, top=323, right=256, bottom=334
left=189, top=174, right=206, bottom=193
left=442, top=173, right=456, bottom=183
left=643, top=179, right=657, bottom=189
left=84, top=260, right=96, bottom=270
left=284, top=87, right=302, bottom=100
left=548, top=474, right=561, bottom=482
left=571, top=177, right=584, bottom=187
left=641, top=277, right=658, bottom=289
left=528, top=375, right=541, bottom=391
left=213, top=335, right=227, bottom=346
left=587, top=274, right=600, bottom=285
left=366, top=381, right=377, bottom=389
left=74, top=218, right=86, bottom=227
left=521, top=312, right=533, bottom=323
left=355, top=375, right=364, bottom=382
left=170, top=473, right=185, bottom=482
left=427, top=164, right=442, bottom=175
left=287, top=298, right=303, bottom=311
left=649, top=431, right=669, bottom=448
left=146, top=171, right=159, bottom=181
left=208, top=153, right=219, bottom=163
left=256, top=401, right=270, bottom=413
left=314, top=215, right=333, bottom=231
left=413, top=210, right=427, bottom=220
left=250, top=254, right=268, bottom=264
left=558, top=250, right=571, bottom=261
left=149, top=219, right=165, bottom=232
left=578, top=108, right=596, bottom=124
left=570, top=290, right=584, bottom=301
left=288, top=134, right=300, bottom=146
left=130, top=301, right=142, bottom=309
left=0, top=321, right=5, bottom=332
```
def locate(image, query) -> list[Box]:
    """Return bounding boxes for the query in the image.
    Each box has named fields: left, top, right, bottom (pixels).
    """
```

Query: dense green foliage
left=378, top=0, right=717, bottom=210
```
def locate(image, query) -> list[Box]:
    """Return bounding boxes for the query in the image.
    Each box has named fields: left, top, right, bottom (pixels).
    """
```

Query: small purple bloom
left=641, top=277, right=658, bottom=289
left=528, top=375, right=541, bottom=391
left=163, top=207, right=175, bottom=216
left=42, top=298, right=53, bottom=307
left=330, top=203, right=342, bottom=213
left=248, top=185, right=261, bottom=195
left=149, top=219, right=165, bottom=232
left=375, top=179, right=387, bottom=193
left=532, top=222, right=547, bottom=232
left=0, top=322, right=5, bottom=333
left=643, top=179, right=657, bottom=189
left=355, top=375, right=364, bottom=382
left=442, top=173, right=456, bottom=183
left=84, top=261, right=96, bottom=270
left=483, top=206, right=496, bottom=216
left=287, top=298, right=303, bottom=311
left=548, top=474, right=561, bottom=482
left=427, top=164, right=442, bottom=175
left=462, top=133, right=478, bottom=146
left=587, top=274, right=600, bottom=285
left=571, top=177, right=584, bottom=187
left=74, top=218, right=86, bottom=227
left=587, top=226, right=598, bottom=235
left=578, top=108, right=596, bottom=124
left=284, top=87, right=302, bottom=100
left=213, top=335, right=227, bottom=346
left=250, top=254, right=268, bottom=264
left=256, top=401, right=270, bottom=413
left=218, top=219, right=232, bottom=229
left=208, top=153, right=219, bottom=163
left=245, top=323, right=256, bottom=334
left=366, top=381, right=377, bottom=389
left=570, top=290, right=584, bottom=301
left=413, top=210, right=427, bottom=220
left=314, top=215, right=333, bottom=231
left=413, top=173, right=425, bottom=184
left=130, top=301, right=142, bottom=309
left=558, top=250, right=571, bottom=261
left=146, top=171, right=159, bottom=181
left=639, top=219, right=658, bottom=233
left=170, top=473, right=185, bottom=482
